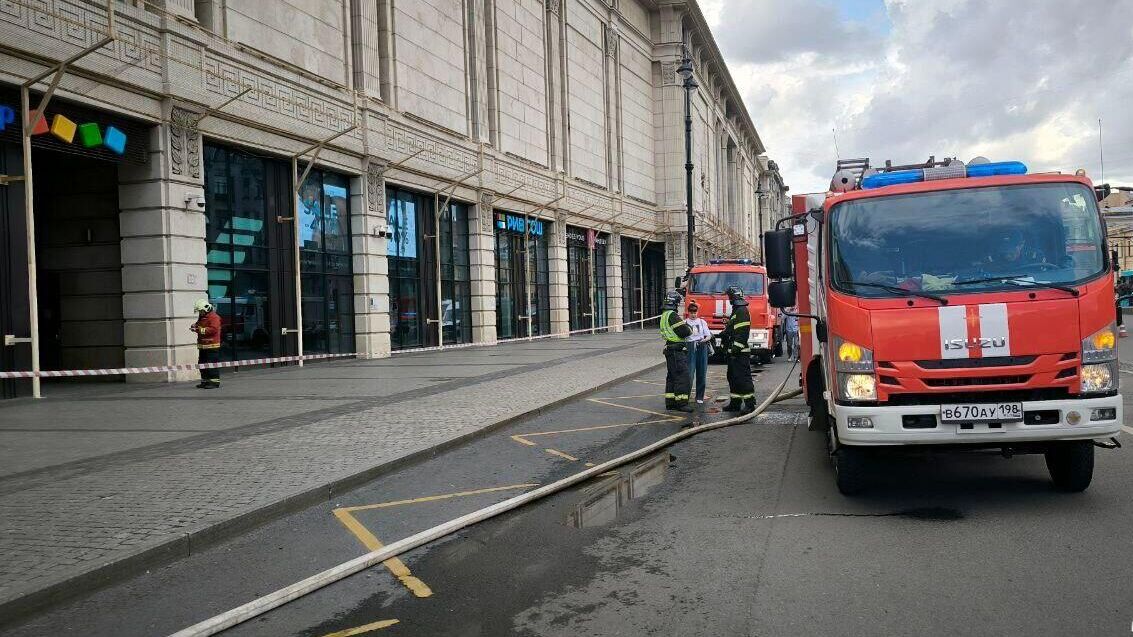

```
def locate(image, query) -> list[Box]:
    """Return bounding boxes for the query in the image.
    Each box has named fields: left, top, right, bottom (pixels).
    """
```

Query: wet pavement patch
left=566, top=452, right=670, bottom=528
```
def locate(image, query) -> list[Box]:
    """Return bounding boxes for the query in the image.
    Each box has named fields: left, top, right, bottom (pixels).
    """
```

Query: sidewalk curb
left=0, top=355, right=666, bottom=626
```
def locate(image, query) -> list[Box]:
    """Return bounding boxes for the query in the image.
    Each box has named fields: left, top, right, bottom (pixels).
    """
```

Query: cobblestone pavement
left=0, top=331, right=660, bottom=617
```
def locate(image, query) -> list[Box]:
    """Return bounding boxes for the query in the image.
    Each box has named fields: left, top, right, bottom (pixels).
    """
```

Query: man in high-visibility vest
left=720, top=286, right=755, bottom=413
left=659, top=291, right=693, bottom=411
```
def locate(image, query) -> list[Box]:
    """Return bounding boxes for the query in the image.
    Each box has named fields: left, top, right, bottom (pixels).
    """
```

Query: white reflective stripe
left=939, top=305, right=968, bottom=359
left=978, top=303, right=1010, bottom=356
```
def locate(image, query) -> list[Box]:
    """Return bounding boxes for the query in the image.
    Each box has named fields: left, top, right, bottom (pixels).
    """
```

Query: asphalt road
left=6, top=358, right=1133, bottom=637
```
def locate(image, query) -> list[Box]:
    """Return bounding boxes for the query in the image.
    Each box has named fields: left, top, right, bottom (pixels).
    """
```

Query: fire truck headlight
left=834, top=337, right=875, bottom=373
left=1082, top=322, right=1117, bottom=364
left=841, top=373, right=877, bottom=401
left=1080, top=362, right=1116, bottom=393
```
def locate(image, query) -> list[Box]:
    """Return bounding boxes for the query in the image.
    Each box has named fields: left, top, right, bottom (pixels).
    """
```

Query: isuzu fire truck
left=763, top=157, right=1124, bottom=494
left=680, top=259, right=780, bottom=364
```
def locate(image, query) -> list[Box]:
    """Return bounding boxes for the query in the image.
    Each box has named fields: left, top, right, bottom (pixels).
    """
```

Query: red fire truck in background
left=764, top=157, right=1123, bottom=495
left=680, top=259, right=781, bottom=364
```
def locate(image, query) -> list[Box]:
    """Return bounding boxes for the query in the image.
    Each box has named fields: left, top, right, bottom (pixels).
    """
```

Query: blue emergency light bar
left=707, top=258, right=754, bottom=265
left=860, top=160, right=1028, bottom=189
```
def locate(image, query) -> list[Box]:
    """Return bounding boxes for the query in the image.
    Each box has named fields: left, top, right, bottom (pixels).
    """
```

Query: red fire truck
left=763, top=157, right=1123, bottom=494
left=680, top=259, right=780, bottom=364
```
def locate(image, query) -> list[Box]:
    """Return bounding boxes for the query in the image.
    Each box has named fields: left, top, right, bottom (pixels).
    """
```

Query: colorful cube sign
left=77, top=122, right=102, bottom=147
left=2, top=104, right=127, bottom=155
left=103, top=126, right=126, bottom=155
left=29, top=110, right=49, bottom=135
left=50, top=114, right=77, bottom=143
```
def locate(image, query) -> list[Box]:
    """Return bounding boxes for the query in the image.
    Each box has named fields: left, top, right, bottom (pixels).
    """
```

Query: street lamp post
left=754, top=186, right=766, bottom=253
left=678, top=55, right=698, bottom=271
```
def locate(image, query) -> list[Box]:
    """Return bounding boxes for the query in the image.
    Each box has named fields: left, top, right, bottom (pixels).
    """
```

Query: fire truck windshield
left=688, top=272, right=765, bottom=295
left=830, top=182, right=1106, bottom=297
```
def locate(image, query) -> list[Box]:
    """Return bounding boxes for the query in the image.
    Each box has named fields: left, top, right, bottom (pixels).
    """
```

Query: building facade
left=0, top=0, right=786, bottom=396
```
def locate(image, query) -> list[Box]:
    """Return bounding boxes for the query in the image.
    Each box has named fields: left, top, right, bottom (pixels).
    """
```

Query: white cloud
left=711, top=0, right=1133, bottom=193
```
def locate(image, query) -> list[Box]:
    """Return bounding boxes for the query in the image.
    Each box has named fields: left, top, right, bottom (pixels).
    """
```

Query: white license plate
left=940, top=403, right=1023, bottom=423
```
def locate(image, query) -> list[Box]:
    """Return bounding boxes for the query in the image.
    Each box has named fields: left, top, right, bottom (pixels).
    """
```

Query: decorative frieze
left=385, top=123, right=478, bottom=174
left=203, top=53, right=357, bottom=135
left=495, top=161, right=558, bottom=201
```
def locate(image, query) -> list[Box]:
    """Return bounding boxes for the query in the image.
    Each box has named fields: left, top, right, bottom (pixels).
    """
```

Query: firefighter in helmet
left=190, top=299, right=222, bottom=389
left=659, top=290, right=693, bottom=411
left=720, top=286, right=755, bottom=413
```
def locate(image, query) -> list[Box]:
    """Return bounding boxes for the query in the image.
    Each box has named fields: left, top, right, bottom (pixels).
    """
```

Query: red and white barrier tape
left=0, top=315, right=662, bottom=379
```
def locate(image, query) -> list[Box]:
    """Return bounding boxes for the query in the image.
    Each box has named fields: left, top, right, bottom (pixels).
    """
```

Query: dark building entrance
left=566, top=226, right=608, bottom=332
left=494, top=211, right=550, bottom=339
left=0, top=91, right=142, bottom=397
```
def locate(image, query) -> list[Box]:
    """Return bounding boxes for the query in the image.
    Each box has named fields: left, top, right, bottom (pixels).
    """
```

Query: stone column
left=118, top=107, right=206, bottom=383
left=469, top=192, right=498, bottom=344
left=548, top=211, right=569, bottom=336
left=606, top=230, right=623, bottom=332
left=352, top=160, right=391, bottom=359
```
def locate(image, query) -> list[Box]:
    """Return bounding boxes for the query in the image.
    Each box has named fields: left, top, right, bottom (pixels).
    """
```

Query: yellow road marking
left=545, top=448, right=580, bottom=461
left=510, top=418, right=678, bottom=446
left=333, top=509, right=433, bottom=598
left=339, top=484, right=539, bottom=513
left=1121, top=425, right=1133, bottom=436
left=333, top=484, right=537, bottom=598
left=587, top=397, right=683, bottom=420
left=585, top=462, right=595, bottom=467
left=320, top=619, right=400, bottom=636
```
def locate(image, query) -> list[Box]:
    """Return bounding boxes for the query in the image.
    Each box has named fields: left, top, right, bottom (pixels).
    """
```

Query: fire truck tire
left=1044, top=441, right=1094, bottom=492
left=833, top=445, right=869, bottom=496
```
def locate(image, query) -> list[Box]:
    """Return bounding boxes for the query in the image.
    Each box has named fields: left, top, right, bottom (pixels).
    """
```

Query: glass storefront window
left=204, top=144, right=354, bottom=361
left=386, top=186, right=472, bottom=349
left=296, top=166, right=354, bottom=356
left=495, top=212, right=551, bottom=340
left=566, top=226, right=608, bottom=332
left=621, top=238, right=665, bottom=329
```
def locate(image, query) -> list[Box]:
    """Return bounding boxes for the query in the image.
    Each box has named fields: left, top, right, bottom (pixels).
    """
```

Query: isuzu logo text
left=943, top=337, right=1007, bottom=351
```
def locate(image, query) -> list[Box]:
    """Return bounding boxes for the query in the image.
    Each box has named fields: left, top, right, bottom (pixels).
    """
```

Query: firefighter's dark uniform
left=660, top=308, right=693, bottom=410
left=720, top=299, right=755, bottom=412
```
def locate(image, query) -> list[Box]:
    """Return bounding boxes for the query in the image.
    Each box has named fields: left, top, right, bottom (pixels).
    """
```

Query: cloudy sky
left=701, top=0, right=1133, bottom=194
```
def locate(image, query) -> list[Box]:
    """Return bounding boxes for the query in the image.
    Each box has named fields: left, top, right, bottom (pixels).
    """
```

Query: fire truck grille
left=885, top=387, right=1071, bottom=406
left=913, top=356, right=1036, bottom=369
left=923, top=375, right=1031, bottom=387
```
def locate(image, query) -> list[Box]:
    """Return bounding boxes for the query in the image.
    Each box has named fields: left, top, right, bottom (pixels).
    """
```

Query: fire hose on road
left=169, top=362, right=804, bottom=637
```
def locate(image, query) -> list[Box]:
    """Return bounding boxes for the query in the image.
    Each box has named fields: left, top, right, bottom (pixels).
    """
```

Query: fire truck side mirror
left=768, top=280, right=796, bottom=309
left=764, top=228, right=794, bottom=279
left=674, top=276, right=683, bottom=289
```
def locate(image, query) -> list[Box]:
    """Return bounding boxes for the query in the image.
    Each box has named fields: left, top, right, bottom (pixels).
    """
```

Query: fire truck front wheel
left=1044, top=441, right=1094, bottom=492
left=833, top=444, right=869, bottom=496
